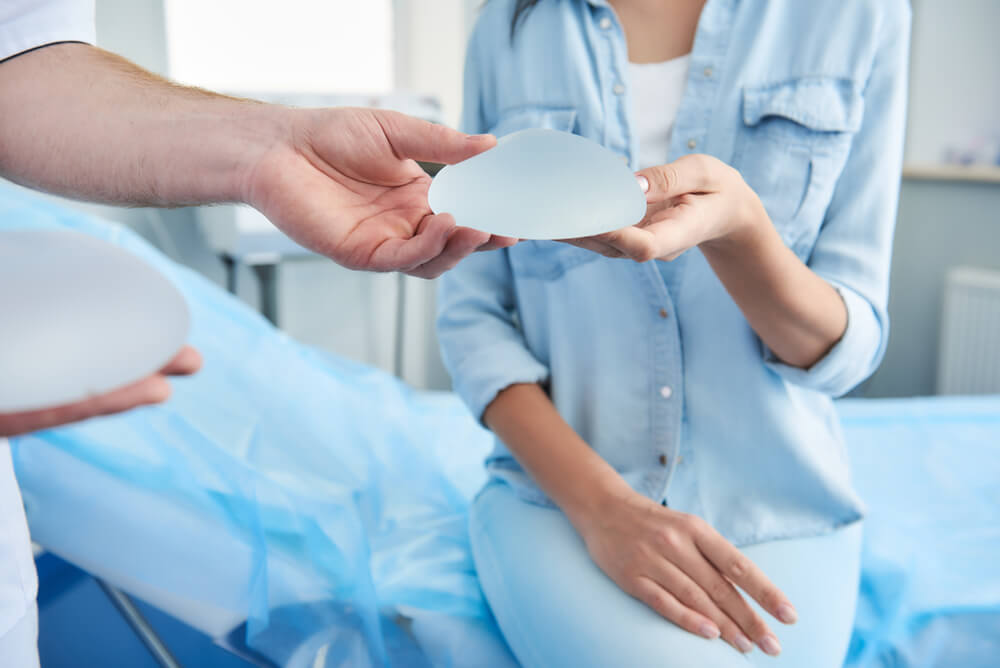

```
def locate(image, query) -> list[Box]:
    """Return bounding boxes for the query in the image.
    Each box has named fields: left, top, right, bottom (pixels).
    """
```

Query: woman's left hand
left=566, top=154, right=766, bottom=262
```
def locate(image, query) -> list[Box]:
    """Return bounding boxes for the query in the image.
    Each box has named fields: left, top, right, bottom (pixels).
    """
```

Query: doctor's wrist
left=232, top=104, right=299, bottom=206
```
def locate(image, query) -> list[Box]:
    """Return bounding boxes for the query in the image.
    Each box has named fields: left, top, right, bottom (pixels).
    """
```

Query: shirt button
left=659, top=308, right=669, bottom=318
left=599, top=16, right=613, bottom=30
left=676, top=454, right=685, bottom=465
left=660, top=386, right=673, bottom=399
left=658, top=454, right=668, bottom=466
left=703, top=66, right=714, bottom=78
left=687, top=138, right=698, bottom=150
left=613, top=83, right=626, bottom=96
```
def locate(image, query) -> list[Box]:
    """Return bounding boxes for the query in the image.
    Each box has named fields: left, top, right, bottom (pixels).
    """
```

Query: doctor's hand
left=565, top=154, right=766, bottom=262
left=574, top=487, right=795, bottom=656
left=243, top=108, right=516, bottom=279
left=0, top=346, right=201, bottom=438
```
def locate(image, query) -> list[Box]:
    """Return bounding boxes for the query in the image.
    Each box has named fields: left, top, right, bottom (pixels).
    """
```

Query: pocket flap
left=489, top=106, right=578, bottom=138
left=742, top=78, right=863, bottom=133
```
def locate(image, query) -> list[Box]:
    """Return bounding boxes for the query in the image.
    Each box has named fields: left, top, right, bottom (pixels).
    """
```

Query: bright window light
left=164, top=0, right=393, bottom=94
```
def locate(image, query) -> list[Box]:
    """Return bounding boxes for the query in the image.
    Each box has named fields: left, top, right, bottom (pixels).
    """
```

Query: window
left=164, top=0, right=393, bottom=94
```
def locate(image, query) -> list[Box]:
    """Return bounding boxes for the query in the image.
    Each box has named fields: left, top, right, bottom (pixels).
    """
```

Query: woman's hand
left=565, top=154, right=767, bottom=262
left=244, top=107, right=517, bottom=278
left=572, top=486, right=796, bottom=656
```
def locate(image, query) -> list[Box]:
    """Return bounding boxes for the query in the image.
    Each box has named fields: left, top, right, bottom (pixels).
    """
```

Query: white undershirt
left=0, top=0, right=95, bottom=61
left=628, top=55, right=691, bottom=170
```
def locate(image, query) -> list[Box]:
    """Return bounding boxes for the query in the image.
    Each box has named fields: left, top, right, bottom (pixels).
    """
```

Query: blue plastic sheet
left=1, top=182, right=515, bottom=667
left=4, top=181, right=1000, bottom=667
left=841, top=396, right=1000, bottom=668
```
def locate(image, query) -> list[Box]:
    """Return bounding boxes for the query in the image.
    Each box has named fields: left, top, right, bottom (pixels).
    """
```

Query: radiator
left=937, top=266, right=1000, bottom=395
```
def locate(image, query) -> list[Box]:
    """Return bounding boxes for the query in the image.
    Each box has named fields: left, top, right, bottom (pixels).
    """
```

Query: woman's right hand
left=571, top=487, right=797, bottom=656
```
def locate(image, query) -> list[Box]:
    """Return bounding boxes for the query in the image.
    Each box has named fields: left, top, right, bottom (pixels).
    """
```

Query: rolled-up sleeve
left=436, top=21, right=548, bottom=421
left=437, top=251, right=550, bottom=422
left=0, top=0, right=96, bottom=62
left=766, top=3, right=911, bottom=397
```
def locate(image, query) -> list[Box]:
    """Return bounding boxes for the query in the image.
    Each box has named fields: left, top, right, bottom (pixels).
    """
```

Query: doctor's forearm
left=700, top=213, right=848, bottom=370
left=0, top=43, right=284, bottom=206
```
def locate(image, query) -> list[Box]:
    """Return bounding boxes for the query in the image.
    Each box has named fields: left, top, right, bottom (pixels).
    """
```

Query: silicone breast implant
left=429, top=128, right=646, bottom=240
left=0, top=228, right=190, bottom=412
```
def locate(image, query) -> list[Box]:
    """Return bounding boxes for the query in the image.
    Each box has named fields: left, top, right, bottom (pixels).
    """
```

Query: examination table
left=3, top=183, right=999, bottom=667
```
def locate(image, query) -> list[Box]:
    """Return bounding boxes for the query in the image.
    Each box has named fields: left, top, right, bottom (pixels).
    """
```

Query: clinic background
left=22, top=0, right=1000, bottom=397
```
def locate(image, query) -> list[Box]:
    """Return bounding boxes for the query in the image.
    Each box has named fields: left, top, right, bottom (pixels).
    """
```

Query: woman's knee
left=469, top=485, right=748, bottom=668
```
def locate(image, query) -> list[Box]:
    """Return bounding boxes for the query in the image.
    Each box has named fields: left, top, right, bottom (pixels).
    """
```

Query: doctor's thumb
left=375, top=109, right=497, bottom=166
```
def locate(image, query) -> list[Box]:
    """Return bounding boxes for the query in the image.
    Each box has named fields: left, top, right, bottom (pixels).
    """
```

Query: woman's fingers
left=570, top=201, right=703, bottom=263
left=668, top=540, right=775, bottom=653
left=631, top=577, right=720, bottom=641
left=558, top=237, right=626, bottom=258
left=695, top=524, right=798, bottom=628
left=578, top=227, right=660, bottom=262
left=646, top=555, right=756, bottom=654
left=636, top=154, right=720, bottom=205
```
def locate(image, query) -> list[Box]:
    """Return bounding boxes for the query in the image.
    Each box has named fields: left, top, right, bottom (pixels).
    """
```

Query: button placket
left=652, top=284, right=684, bottom=504
left=667, top=0, right=736, bottom=159
left=597, top=7, right=631, bottom=161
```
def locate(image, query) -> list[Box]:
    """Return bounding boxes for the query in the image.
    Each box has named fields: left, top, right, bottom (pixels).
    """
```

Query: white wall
left=905, top=0, right=1000, bottom=163
left=164, top=0, right=393, bottom=94
left=394, top=0, right=474, bottom=128
left=865, top=180, right=1000, bottom=397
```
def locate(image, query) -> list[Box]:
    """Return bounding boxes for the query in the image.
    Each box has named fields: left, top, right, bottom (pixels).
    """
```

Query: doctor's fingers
left=403, top=225, right=493, bottom=279
left=0, top=375, right=173, bottom=437
left=473, top=234, right=519, bottom=252
left=160, top=345, right=202, bottom=376
left=364, top=213, right=456, bottom=273
left=376, top=110, right=497, bottom=166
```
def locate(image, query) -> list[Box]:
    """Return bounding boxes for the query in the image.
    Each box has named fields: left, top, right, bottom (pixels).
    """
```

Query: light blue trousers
left=470, top=483, right=862, bottom=668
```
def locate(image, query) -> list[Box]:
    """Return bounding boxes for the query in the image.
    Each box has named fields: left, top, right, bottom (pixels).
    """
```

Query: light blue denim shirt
left=437, top=0, right=910, bottom=546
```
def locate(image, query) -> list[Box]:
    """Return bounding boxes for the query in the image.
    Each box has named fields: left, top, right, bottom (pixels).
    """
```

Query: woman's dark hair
left=510, top=0, right=542, bottom=41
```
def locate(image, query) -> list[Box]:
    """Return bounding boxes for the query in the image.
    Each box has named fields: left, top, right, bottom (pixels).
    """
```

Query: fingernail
left=734, top=635, right=754, bottom=653
left=636, top=175, right=649, bottom=193
left=469, top=133, right=494, bottom=142
left=698, top=623, right=721, bottom=639
left=777, top=604, right=798, bottom=624
left=760, top=635, right=781, bottom=657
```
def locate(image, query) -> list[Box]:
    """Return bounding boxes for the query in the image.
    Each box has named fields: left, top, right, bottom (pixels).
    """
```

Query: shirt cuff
left=765, top=283, right=884, bottom=397
left=0, top=1, right=96, bottom=62
left=451, top=340, right=550, bottom=422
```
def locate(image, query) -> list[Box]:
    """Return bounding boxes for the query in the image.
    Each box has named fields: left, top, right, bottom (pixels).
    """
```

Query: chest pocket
left=489, top=106, right=603, bottom=280
left=733, top=78, right=863, bottom=259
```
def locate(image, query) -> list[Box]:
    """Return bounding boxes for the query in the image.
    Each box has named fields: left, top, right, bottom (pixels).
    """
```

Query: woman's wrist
left=700, top=181, right=774, bottom=258
left=563, top=467, right=639, bottom=531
